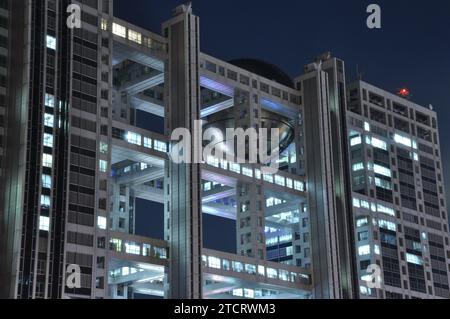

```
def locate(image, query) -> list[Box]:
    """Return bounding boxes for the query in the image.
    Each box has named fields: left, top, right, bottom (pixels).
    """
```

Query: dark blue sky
left=115, top=0, right=450, bottom=235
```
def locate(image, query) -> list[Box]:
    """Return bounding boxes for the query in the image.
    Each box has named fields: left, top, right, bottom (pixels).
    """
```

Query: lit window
left=126, top=132, right=141, bottom=146
left=373, top=164, right=391, bottom=178
left=353, top=198, right=361, bottom=208
left=377, top=204, right=395, bottom=217
left=110, top=238, right=122, bottom=252
left=358, top=245, right=370, bottom=256
left=100, top=142, right=108, bottom=154
left=266, top=268, right=278, bottom=279
left=294, top=181, right=304, bottom=191
left=258, top=265, right=265, bottom=276
left=125, top=242, right=140, bottom=255
left=375, top=177, right=392, bottom=190
left=101, top=18, right=108, bottom=31
left=39, top=216, right=50, bottom=231
left=412, top=152, right=419, bottom=162
left=244, top=289, right=255, bottom=299
left=144, top=137, right=152, bottom=149
left=263, top=174, right=273, bottom=183
left=154, top=247, right=167, bottom=259
left=378, top=219, right=396, bottom=232
left=99, top=160, right=108, bottom=173
left=364, top=122, right=371, bottom=132
left=230, top=163, right=241, bottom=174
left=406, top=253, right=423, bottom=266
left=41, top=195, right=51, bottom=208
left=275, top=175, right=285, bottom=187
left=352, top=162, right=364, bottom=172
left=154, top=140, right=167, bottom=152
left=112, top=23, right=126, bottom=38
left=394, top=133, right=412, bottom=148
left=286, top=178, right=293, bottom=189
left=128, top=29, right=142, bottom=44
left=46, top=35, right=56, bottom=50
left=242, top=167, right=253, bottom=177
left=43, top=133, right=54, bottom=148
left=45, top=94, right=55, bottom=108
left=350, top=135, right=362, bottom=147
left=42, top=154, right=53, bottom=168
left=374, top=245, right=380, bottom=255
left=207, top=256, right=221, bottom=269
left=356, top=217, right=368, bottom=228
left=204, top=182, right=211, bottom=191
left=360, top=200, right=370, bottom=210
left=232, top=261, right=243, bottom=273
left=255, top=169, right=261, bottom=180
left=42, top=174, right=52, bottom=188
left=371, top=137, right=387, bottom=151
left=44, top=113, right=54, bottom=127
left=360, top=285, right=372, bottom=296
left=97, top=216, right=107, bottom=230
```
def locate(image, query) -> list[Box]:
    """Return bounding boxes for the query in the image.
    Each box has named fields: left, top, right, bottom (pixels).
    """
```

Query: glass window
left=42, top=174, right=52, bottom=188
left=128, top=29, right=142, bottom=44
left=242, top=167, right=253, bottom=177
left=358, top=245, right=371, bottom=256
left=406, top=253, right=423, bottom=266
left=41, top=195, right=51, bottom=208
left=394, top=133, right=412, bottom=148
left=267, top=268, right=278, bottom=279
left=97, top=216, right=107, bottom=230
left=286, top=178, right=293, bottom=189
left=125, top=242, right=140, bottom=255
left=44, top=113, right=54, bottom=127
left=144, top=137, right=152, bottom=149
left=42, top=154, right=53, bottom=168
left=245, top=264, right=256, bottom=275
left=377, top=204, right=395, bottom=217
left=258, top=265, right=265, bottom=276
left=112, top=23, right=126, bottom=38
left=356, top=217, right=369, bottom=228
left=352, top=162, right=364, bottom=172
left=208, top=256, right=221, bottom=269
left=46, top=35, right=56, bottom=50
left=275, top=175, right=285, bottom=187
left=378, top=219, right=396, bottom=232
left=358, top=231, right=369, bottom=241
left=154, top=140, right=167, bottom=152
left=373, top=164, right=391, bottom=178
left=230, top=163, right=241, bottom=174
left=371, top=137, right=387, bottom=151
left=43, top=133, right=53, bottom=148
left=350, top=135, right=362, bottom=146
left=99, top=160, right=108, bottom=173
left=101, top=18, right=108, bottom=31
left=45, top=94, right=55, bottom=108
left=232, top=261, right=243, bottom=273
left=39, top=216, right=50, bottom=231
left=294, top=181, right=304, bottom=191
left=100, top=142, right=108, bottom=154
left=126, top=132, right=141, bottom=146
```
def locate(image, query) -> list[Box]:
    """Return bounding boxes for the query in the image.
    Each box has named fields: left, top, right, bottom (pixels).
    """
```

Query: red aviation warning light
left=398, top=88, right=411, bottom=98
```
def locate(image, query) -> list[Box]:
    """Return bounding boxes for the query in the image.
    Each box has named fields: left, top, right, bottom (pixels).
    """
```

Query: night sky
left=115, top=0, right=450, bottom=247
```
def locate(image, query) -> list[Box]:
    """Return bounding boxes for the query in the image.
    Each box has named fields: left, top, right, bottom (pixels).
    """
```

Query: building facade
left=347, top=81, right=450, bottom=299
left=0, top=0, right=448, bottom=300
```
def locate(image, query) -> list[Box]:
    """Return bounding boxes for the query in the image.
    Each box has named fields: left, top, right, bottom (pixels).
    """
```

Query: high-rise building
left=347, top=80, right=450, bottom=299
left=0, top=1, right=448, bottom=300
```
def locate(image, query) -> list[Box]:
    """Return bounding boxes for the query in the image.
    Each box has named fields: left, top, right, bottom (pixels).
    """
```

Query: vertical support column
left=163, top=5, right=202, bottom=299
left=236, top=183, right=266, bottom=260
left=234, top=89, right=266, bottom=260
